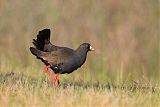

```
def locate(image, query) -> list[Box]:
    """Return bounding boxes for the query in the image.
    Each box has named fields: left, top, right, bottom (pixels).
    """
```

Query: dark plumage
left=32, top=29, right=59, bottom=52
left=30, top=29, right=94, bottom=86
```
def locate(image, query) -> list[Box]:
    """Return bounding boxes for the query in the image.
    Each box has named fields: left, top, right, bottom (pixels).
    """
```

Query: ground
left=0, top=72, right=159, bottom=107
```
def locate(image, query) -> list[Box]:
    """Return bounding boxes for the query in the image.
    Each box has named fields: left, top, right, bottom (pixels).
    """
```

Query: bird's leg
left=55, top=73, right=60, bottom=86
left=52, top=73, right=60, bottom=88
left=44, top=65, right=56, bottom=86
left=57, top=80, right=60, bottom=86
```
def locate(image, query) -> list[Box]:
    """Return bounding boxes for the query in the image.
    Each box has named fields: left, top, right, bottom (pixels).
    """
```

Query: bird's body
left=30, top=45, right=88, bottom=74
left=30, top=29, right=94, bottom=87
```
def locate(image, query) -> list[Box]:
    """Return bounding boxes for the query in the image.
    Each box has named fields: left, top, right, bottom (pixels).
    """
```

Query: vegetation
left=0, top=0, right=159, bottom=107
left=0, top=72, right=159, bottom=107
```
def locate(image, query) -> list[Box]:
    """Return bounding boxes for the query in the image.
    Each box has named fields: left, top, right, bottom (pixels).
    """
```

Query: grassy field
left=0, top=0, right=159, bottom=107
left=0, top=61, right=159, bottom=107
left=0, top=71, right=159, bottom=107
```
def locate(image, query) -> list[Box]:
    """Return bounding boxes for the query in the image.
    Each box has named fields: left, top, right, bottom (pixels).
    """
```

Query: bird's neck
left=75, top=48, right=88, bottom=64
left=76, top=47, right=88, bottom=55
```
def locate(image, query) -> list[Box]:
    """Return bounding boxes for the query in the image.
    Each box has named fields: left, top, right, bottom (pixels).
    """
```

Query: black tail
left=30, top=47, right=45, bottom=57
left=32, top=29, right=51, bottom=51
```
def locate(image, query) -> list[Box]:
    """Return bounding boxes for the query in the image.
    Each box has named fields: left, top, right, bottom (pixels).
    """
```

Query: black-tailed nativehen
left=30, top=29, right=94, bottom=87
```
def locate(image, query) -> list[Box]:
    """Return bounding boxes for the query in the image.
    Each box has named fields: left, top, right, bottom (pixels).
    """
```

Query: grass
left=0, top=69, right=159, bottom=107
left=0, top=57, right=159, bottom=107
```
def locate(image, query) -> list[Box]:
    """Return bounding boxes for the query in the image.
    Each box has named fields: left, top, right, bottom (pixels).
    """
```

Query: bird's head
left=78, top=43, right=95, bottom=52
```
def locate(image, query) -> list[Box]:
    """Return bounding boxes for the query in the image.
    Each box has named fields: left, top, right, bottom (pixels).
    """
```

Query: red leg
left=57, top=80, right=60, bottom=86
left=55, top=73, right=60, bottom=80
left=55, top=73, right=60, bottom=86
left=44, top=66, right=56, bottom=86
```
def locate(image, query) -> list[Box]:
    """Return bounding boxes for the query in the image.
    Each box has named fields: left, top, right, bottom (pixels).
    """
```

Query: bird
left=29, top=28, right=95, bottom=87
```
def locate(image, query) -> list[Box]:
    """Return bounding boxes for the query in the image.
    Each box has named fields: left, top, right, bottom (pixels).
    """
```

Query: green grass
left=0, top=70, right=159, bottom=107
left=0, top=58, right=159, bottom=107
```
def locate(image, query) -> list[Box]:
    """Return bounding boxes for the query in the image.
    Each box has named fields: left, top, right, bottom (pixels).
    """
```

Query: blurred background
left=0, top=0, right=159, bottom=83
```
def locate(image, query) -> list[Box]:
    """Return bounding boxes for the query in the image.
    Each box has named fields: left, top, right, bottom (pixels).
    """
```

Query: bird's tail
left=30, top=47, right=45, bottom=57
left=32, top=29, right=51, bottom=51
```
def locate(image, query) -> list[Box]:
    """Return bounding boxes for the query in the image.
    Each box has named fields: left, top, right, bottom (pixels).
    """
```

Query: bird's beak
left=89, top=46, right=95, bottom=51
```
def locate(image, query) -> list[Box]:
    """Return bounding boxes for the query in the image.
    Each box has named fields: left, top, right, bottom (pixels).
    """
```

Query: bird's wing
left=32, top=29, right=50, bottom=50
left=40, top=48, right=75, bottom=66
left=32, top=29, right=58, bottom=52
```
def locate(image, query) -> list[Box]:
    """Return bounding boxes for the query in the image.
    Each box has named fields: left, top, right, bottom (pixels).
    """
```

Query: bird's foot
left=44, top=66, right=60, bottom=88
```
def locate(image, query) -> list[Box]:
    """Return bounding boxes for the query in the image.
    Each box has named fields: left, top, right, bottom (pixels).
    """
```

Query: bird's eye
left=88, top=45, right=90, bottom=48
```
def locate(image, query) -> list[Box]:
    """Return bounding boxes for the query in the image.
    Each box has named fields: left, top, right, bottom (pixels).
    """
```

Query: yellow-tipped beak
left=89, top=46, right=95, bottom=51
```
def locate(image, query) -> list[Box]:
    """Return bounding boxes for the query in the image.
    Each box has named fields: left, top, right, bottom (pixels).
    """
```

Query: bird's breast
left=60, top=56, right=84, bottom=73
